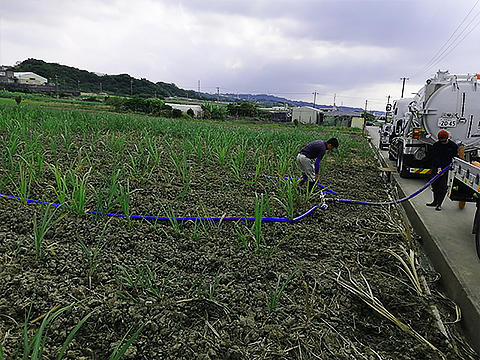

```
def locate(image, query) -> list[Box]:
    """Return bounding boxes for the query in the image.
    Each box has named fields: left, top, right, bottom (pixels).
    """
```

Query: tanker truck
left=388, top=70, right=480, bottom=178
left=387, top=97, right=414, bottom=160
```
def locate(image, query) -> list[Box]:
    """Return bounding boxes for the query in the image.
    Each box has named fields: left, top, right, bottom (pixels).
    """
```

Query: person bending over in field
left=296, top=138, right=338, bottom=191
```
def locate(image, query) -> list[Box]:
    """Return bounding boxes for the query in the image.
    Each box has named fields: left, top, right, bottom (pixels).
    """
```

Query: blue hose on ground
left=0, top=194, right=65, bottom=208
left=84, top=205, right=323, bottom=222
left=0, top=193, right=325, bottom=223
left=0, top=168, right=446, bottom=222
left=324, top=166, right=448, bottom=206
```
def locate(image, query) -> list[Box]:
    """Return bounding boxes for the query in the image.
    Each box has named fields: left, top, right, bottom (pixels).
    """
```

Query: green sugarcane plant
left=19, top=299, right=91, bottom=360
left=70, top=168, right=91, bottom=215
left=109, top=322, right=147, bottom=360
left=32, top=204, right=67, bottom=259
left=16, top=163, right=32, bottom=204
left=49, top=164, right=68, bottom=206
left=267, top=270, right=298, bottom=311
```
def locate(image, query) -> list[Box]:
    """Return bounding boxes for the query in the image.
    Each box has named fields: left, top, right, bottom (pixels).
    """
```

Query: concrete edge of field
left=366, top=131, right=480, bottom=355
left=395, top=180, right=480, bottom=355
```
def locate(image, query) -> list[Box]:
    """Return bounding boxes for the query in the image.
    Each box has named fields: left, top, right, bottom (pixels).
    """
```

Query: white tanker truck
left=388, top=70, right=480, bottom=178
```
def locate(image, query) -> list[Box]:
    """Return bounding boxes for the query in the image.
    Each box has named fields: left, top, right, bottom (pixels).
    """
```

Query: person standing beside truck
left=427, top=130, right=458, bottom=211
left=297, top=138, right=339, bottom=191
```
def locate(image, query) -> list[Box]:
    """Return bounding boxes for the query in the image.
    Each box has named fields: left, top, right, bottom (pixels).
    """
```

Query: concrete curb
left=367, top=129, right=480, bottom=355
left=395, top=176, right=480, bottom=355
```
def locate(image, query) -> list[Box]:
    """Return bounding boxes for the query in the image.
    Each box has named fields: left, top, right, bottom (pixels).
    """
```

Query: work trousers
left=431, top=172, right=448, bottom=206
left=296, top=153, right=315, bottom=182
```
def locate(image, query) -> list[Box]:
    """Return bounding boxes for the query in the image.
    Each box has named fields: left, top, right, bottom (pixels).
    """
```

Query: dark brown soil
left=0, top=131, right=478, bottom=360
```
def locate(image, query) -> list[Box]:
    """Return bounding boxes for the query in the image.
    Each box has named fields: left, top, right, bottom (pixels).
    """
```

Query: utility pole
left=333, top=93, right=337, bottom=110
left=363, top=100, right=368, bottom=134
left=312, top=90, right=317, bottom=109
left=198, top=80, right=201, bottom=93
left=400, top=77, right=409, bottom=98
left=216, top=87, right=220, bottom=102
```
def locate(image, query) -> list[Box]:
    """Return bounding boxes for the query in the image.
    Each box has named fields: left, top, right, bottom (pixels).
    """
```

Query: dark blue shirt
left=300, top=140, right=327, bottom=174
left=432, top=140, right=458, bottom=170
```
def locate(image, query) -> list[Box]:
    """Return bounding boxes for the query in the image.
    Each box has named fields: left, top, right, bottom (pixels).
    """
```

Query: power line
left=431, top=16, right=480, bottom=66
left=184, top=84, right=389, bottom=108
left=410, top=0, right=480, bottom=79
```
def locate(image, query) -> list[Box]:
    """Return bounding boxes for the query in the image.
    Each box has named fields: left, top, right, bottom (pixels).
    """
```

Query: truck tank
left=389, top=70, right=480, bottom=178
left=413, top=70, right=480, bottom=149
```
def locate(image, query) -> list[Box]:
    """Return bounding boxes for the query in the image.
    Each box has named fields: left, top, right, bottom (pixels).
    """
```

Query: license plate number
left=438, top=117, right=457, bottom=128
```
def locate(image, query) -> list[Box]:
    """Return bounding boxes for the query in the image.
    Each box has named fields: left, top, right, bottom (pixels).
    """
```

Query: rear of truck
left=392, top=71, right=480, bottom=178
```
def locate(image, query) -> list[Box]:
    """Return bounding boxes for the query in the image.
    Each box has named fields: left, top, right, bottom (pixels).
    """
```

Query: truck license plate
left=438, top=117, right=457, bottom=128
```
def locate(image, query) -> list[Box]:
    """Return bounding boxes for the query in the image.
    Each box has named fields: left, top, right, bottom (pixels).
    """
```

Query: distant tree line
left=108, top=97, right=272, bottom=121
left=11, top=58, right=206, bottom=99
left=226, top=102, right=259, bottom=117
left=104, top=96, right=182, bottom=118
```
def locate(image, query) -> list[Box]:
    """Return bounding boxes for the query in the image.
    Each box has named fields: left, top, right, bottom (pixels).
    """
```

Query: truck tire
left=397, top=152, right=410, bottom=178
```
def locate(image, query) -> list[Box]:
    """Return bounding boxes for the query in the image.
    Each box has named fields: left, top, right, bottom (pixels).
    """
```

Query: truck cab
left=379, top=122, right=393, bottom=150
left=388, top=98, right=413, bottom=161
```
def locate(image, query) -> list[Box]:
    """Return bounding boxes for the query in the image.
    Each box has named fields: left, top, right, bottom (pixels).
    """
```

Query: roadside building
left=165, top=103, right=204, bottom=118
left=350, top=117, right=365, bottom=129
left=14, top=72, right=48, bottom=85
left=292, top=106, right=323, bottom=124
left=270, top=112, right=291, bottom=122
left=323, top=110, right=364, bottom=127
left=0, top=70, right=15, bottom=85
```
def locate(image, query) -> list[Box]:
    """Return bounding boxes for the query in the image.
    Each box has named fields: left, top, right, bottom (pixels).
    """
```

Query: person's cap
left=438, top=130, right=449, bottom=139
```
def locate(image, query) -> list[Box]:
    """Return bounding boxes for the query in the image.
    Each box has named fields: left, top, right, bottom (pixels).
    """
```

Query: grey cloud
left=2, top=0, right=480, bottom=109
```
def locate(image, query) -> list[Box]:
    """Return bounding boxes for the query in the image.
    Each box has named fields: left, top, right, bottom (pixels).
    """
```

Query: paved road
left=366, top=126, right=480, bottom=354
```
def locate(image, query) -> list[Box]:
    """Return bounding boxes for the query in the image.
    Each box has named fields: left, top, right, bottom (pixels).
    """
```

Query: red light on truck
left=413, top=128, right=421, bottom=139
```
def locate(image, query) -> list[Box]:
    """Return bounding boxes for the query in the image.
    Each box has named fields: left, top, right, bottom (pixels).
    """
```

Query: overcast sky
left=2, top=0, right=480, bottom=110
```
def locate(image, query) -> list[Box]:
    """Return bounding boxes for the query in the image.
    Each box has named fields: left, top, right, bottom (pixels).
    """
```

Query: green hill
left=11, top=58, right=203, bottom=99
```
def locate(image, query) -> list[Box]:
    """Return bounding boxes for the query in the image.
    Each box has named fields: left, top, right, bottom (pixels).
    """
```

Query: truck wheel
left=397, top=152, right=410, bottom=178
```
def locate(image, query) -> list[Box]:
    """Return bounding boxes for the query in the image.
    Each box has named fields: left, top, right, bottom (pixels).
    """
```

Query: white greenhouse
left=292, top=106, right=323, bottom=125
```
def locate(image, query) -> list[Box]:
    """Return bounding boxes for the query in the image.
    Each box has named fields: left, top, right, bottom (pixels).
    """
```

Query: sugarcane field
left=1, top=103, right=479, bottom=360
